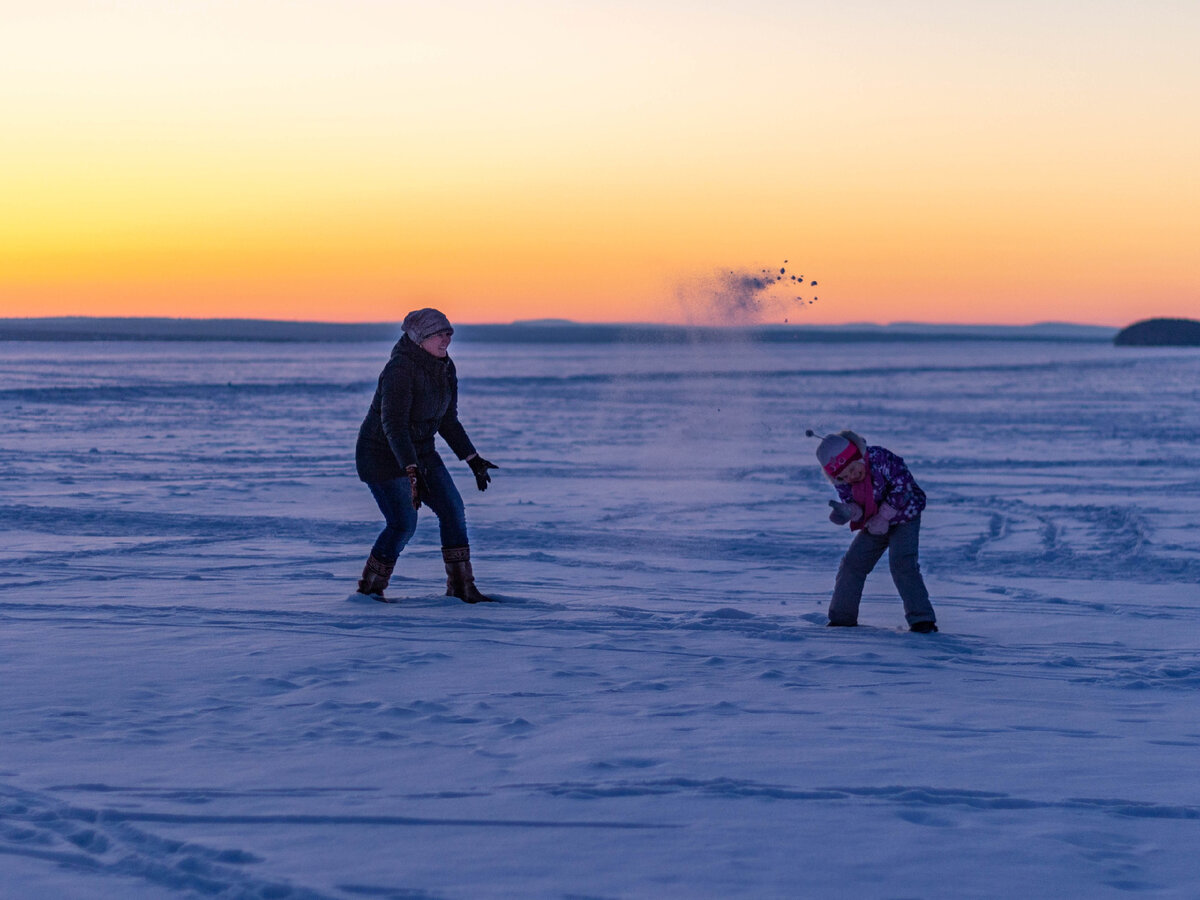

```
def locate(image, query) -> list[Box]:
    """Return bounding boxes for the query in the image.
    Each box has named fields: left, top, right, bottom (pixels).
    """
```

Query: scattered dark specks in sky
left=680, top=259, right=822, bottom=324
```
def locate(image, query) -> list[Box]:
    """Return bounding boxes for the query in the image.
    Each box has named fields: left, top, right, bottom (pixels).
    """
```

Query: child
left=814, top=430, right=937, bottom=633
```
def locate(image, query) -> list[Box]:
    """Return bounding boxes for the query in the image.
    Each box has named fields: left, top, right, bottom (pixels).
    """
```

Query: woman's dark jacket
left=355, top=335, right=476, bottom=483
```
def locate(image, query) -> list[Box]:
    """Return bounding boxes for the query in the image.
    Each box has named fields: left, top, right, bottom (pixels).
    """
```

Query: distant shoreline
left=0, top=317, right=1119, bottom=344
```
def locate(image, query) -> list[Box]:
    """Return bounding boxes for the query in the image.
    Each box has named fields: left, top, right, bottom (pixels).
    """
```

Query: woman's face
left=420, top=331, right=453, bottom=358
left=833, top=459, right=867, bottom=485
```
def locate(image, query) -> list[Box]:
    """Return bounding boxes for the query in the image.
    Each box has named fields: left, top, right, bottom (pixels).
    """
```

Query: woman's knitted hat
left=403, top=308, right=454, bottom=344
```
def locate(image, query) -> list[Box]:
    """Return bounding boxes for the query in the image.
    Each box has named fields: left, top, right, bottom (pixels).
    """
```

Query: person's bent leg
left=888, top=516, right=936, bottom=629
left=420, top=458, right=469, bottom=550
left=368, top=479, right=420, bottom=560
left=828, top=530, right=888, bottom=625
left=358, top=479, right=418, bottom=601
left=421, top=458, right=494, bottom=603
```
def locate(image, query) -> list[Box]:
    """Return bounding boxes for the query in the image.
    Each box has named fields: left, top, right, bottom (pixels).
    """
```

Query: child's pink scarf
left=848, top=451, right=878, bottom=531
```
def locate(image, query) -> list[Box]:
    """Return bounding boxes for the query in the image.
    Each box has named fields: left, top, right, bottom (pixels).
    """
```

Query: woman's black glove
left=468, top=455, right=498, bottom=491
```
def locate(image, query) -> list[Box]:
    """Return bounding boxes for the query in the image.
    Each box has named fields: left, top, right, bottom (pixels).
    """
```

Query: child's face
left=833, top=459, right=867, bottom=485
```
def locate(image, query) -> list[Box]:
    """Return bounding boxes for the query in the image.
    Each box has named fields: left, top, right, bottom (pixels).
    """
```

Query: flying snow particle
left=677, top=259, right=820, bottom=324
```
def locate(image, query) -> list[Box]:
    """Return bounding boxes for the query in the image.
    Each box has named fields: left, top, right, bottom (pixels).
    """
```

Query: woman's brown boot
left=442, top=547, right=495, bottom=603
left=357, top=554, right=396, bottom=603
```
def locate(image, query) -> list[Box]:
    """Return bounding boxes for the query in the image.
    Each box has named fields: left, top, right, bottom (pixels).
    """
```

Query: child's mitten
left=864, top=503, right=898, bottom=535
left=828, top=500, right=863, bottom=525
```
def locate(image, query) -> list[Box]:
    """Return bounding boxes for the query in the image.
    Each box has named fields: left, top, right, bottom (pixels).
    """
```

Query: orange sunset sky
left=2, top=0, right=1197, bottom=326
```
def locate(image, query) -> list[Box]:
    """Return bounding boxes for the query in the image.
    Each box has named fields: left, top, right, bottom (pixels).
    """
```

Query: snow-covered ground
left=2, top=336, right=1198, bottom=899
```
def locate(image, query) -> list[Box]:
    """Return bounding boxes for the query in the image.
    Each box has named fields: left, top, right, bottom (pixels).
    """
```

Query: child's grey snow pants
left=828, top=515, right=936, bottom=627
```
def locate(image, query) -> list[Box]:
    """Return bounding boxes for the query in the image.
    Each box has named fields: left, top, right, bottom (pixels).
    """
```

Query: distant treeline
left=0, top=317, right=1118, bottom=344
left=1113, top=318, right=1200, bottom=347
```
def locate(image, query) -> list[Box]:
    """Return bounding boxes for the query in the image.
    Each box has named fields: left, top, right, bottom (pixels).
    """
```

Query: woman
left=355, top=308, right=498, bottom=603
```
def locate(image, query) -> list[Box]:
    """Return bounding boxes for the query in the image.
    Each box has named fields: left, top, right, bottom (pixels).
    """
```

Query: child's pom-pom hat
left=811, top=429, right=867, bottom=477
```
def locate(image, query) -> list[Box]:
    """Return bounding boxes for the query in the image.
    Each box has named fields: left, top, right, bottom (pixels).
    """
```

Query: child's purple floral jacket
left=835, top=445, right=926, bottom=525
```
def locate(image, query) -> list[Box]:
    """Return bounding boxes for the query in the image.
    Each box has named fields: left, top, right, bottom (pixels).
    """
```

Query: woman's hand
left=467, top=454, right=499, bottom=491
left=405, top=465, right=425, bottom=510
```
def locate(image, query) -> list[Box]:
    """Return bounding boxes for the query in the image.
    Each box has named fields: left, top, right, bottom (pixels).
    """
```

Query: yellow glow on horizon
left=2, top=1, right=1198, bottom=326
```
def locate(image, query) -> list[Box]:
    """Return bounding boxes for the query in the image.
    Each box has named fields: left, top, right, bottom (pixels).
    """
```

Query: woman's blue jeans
left=367, top=455, right=468, bottom=563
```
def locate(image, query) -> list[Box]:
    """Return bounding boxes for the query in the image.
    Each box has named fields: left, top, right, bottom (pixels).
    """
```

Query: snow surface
left=2, top=336, right=1199, bottom=899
